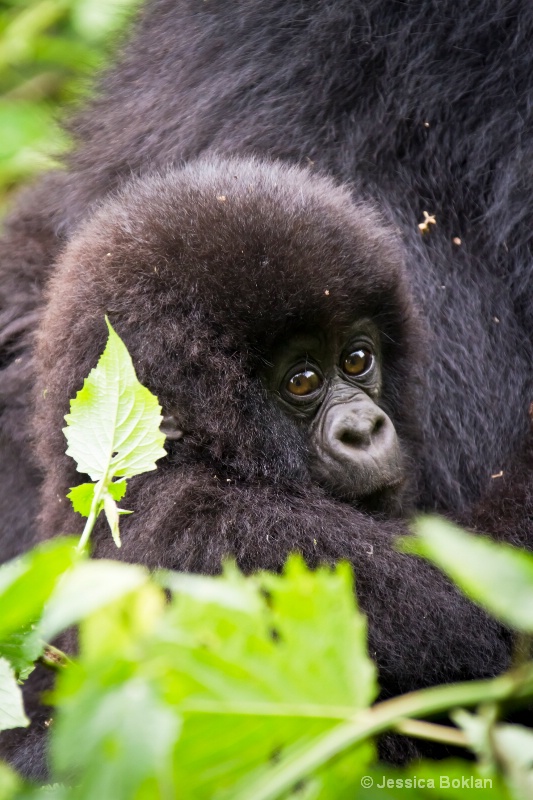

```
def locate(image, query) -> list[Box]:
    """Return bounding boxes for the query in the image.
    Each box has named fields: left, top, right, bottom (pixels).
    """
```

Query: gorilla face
left=267, top=324, right=404, bottom=506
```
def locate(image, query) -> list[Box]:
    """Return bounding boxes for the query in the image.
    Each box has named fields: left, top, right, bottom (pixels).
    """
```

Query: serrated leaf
left=68, top=479, right=128, bottom=518
left=67, top=483, right=95, bottom=516
left=158, top=557, right=376, bottom=798
left=64, top=318, right=166, bottom=483
left=0, top=658, right=29, bottom=732
left=108, top=480, right=127, bottom=502
left=50, top=559, right=377, bottom=799
left=0, top=628, right=40, bottom=682
left=400, top=517, right=533, bottom=631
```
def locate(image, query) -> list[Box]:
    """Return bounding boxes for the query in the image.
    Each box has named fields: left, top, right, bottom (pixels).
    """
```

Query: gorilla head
left=36, top=157, right=421, bottom=551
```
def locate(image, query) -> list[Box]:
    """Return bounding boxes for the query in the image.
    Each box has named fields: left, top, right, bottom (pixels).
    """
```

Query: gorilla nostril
left=337, top=413, right=387, bottom=449
left=340, top=427, right=367, bottom=447
left=373, top=416, right=385, bottom=435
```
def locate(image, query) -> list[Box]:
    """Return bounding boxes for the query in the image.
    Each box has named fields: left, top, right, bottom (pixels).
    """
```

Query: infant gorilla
left=36, top=158, right=506, bottom=691
left=2, top=158, right=512, bottom=772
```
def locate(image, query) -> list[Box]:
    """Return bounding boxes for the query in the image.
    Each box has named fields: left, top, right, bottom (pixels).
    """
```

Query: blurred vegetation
left=0, top=0, right=139, bottom=214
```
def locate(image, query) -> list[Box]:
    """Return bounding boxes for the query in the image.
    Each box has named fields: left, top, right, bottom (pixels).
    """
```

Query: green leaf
left=39, top=560, right=150, bottom=642
left=0, top=760, right=23, bottom=800
left=0, top=628, right=40, bottom=682
left=108, top=480, right=127, bottom=502
left=155, top=557, right=376, bottom=797
left=66, top=482, right=95, bottom=516
left=64, top=317, right=166, bottom=483
left=289, top=742, right=375, bottom=800
left=0, top=538, right=79, bottom=641
left=68, top=479, right=127, bottom=518
left=50, top=559, right=377, bottom=799
left=52, top=677, right=179, bottom=800
left=158, top=563, right=263, bottom=613
left=50, top=584, right=173, bottom=799
left=0, top=658, right=28, bottom=732
left=0, top=539, right=79, bottom=680
left=399, top=517, right=533, bottom=631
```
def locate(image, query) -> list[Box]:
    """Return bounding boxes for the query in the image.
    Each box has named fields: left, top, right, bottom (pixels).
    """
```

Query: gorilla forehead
left=66, top=158, right=411, bottom=349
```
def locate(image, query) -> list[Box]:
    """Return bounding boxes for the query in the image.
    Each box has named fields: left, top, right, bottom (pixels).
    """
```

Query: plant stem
left=234, top=663, right=533, bottom=800
left=393, top=718, right=468, bottom=747
left=39, top=643, right=72, bottom=671
left=77, top=479, right=105, bottom=551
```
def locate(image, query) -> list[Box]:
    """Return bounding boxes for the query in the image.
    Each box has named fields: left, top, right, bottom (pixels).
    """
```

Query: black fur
left=1, top=0, right=533, bottom=778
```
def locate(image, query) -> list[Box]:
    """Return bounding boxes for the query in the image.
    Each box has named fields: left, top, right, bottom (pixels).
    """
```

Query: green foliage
left=0, top=539, right=78, bottom=680
left=400, top=517, right=533, bottom=631
left=0, top=762, right=22, bottom=800
left=65, top=318, right=166, bottom=549
left=0, top=539, right=78, bottom=641
left=0, top=0, right=139, bottom=213
left=44, top=558, right=375, bottom=799
left=0, top=542, right=528, bottom=799
left=1, top=324, right=533, bottom=797
left=0, top=659, right=28, bottom=732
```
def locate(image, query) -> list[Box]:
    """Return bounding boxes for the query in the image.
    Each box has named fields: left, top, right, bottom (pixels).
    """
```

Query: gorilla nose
left=326, top=403, right=399, bottom=469
left=338, top=410, right=387, bottom=449
left=310, top=397, right=403, bottom=501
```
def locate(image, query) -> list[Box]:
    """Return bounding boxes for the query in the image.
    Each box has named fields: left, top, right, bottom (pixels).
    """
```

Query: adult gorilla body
left=2, top=0, right=533, bottom=776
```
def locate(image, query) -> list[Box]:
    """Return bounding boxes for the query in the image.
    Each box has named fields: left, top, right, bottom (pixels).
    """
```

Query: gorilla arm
left=41, top=463, right=509, bottom=696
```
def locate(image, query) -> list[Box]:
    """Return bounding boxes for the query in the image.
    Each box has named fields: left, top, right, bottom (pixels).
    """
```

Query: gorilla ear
left=160, top=414, right=184, bottom=441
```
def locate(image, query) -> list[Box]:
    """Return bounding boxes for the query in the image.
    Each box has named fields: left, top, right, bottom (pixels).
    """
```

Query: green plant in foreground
left=0, top=319, right=532, bottom=799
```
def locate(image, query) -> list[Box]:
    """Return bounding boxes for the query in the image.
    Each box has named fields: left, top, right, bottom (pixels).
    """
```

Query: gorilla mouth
left=311, top=454, right=406, bottom=513
left=355, top=479, right=407, bottom=515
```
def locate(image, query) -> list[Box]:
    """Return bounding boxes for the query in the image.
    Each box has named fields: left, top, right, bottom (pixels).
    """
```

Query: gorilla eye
left=285, top=369, right=322, bottom=398
left=343, top=348, right=374, bottom=377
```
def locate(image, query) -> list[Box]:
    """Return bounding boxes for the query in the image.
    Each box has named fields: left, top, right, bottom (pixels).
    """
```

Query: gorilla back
left=1, top=0, right=533, bottom=773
